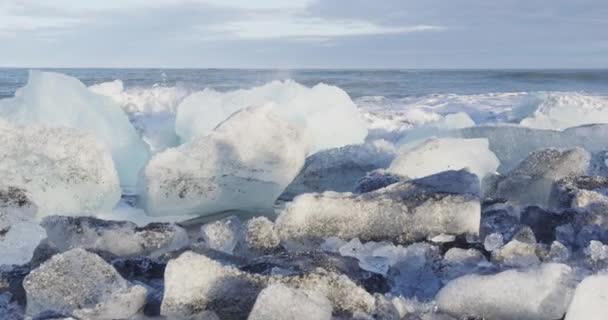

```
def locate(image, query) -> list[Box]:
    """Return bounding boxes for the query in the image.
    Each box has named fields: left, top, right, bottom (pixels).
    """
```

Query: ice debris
left=248, top=283, right=332, bottom=320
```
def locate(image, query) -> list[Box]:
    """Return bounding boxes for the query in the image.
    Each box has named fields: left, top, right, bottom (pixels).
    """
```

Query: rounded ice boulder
left=140, top=104, right=308, bottom=217
left=0, top=120, right=121, bottom=216
left=175, top=80, right=367, bottom=153
left=0, top=71, right=150, bottom=193
left=23, top=248, right=147, bottom=319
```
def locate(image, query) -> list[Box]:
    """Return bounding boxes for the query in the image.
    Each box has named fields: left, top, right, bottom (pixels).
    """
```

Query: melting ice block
left=397, top=112, right=475, bottom=147
left=389, top=138, right=499, bottom=180
left=446, top=124, right=608, bottom=173
left=248, top=284, right=332, bottom=320
left=0, top=120, right=121, bottom=216
left=0, top=71, right=149, bottom=193
left=162, top=251, right=374, bottom=319
left=140, top=105, right=308, bottom=217
left=23, top=248, right=147, bottom=319
left=485, top=148, right=590, bottom=207
left=276, top=170, right=480, bottom=243
left=175, top=80, right=367, bottom=153
left=566, top=274, right=608, bottom=320
left=41, top=216, right=189, bottom=257
left=282, top=140, right=396, bottom=199
left=520, top=92, right=608, bottom=130
left=437, top=263, right=574, bottom=320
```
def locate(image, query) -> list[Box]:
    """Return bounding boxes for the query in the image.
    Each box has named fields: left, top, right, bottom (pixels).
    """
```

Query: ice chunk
left=397, top=112, right=475, bottom=147
left=565, top=274, right=608, bottom=320
left=276, top=170, right=480, bottom=244
left=162, top=251, right=374, bottom=319
left=90, top=79, right=190, bottom=154
left=389, top=138, right=499, bottom=179
left=245, top=217, right=281, bottom=251
left=0, top=293, right=23, bottom=320
left=141, top=105, right=308, bottom=216
left=175, top=80, right=367, bottom=153
left=0, top=71, right=149, bottom=193
left=0, top=120, right=120, bottom=216
left=282, top=140, right=396, bottom=199
left=352, top=170, right=406, bottom=194
left=23, top=248, right=147, bottom=319
left=0, top=222, right=46, bottom=266
left=520, top=92, right=608, bottom=130
left=550, top=175, right=608, bottom=212
left=547, top=241, right=570, bottom=263
left=442, top=248, right=487, bottom=281
left=201, top=216, right=242, bottom=254
left=484, top=233, right=504, bottom=251
left=437, top=263, right=574, bottom=320
left=486, top=148, right=590, bottom=207
left=248, top=284, right=332, bottom=320
left=41, top=216, right=188, bottom=257
left=447, top=124, right=608, bottom=173
left=492, top=238, right=540, bottom=268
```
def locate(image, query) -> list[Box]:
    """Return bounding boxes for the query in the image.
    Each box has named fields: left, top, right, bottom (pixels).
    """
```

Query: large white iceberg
left=140, top=105, right=308, bottom=216
left=0, top=71, right=149, bottom=193
left=0, top=119, right=121, bottom=216
left=175, top=80, right=367, bottom=153
left=437, top=263, right=574, bottom=320
left=389, top=138, right=499, bottom=179
left=520, top=92, right=608, bottom=130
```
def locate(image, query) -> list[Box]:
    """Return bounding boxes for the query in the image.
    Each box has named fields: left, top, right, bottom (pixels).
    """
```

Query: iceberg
left=175, top=80, right=367, bottom=153
left=23, top=248, right=147, bottom=319
left=389, top=138, right=499, bottom=180
left=437, top=263, right=574, bottom=320
left=140, top=105, right=308, bottom=216
left=248, top=284, right=332, bottom=320
left=448, top=124, right=608, bottom=173
left=162, top=251, right=374, bottom=319
left=0, top=120, right=121, bottom=216
left=485, top=148, right=590, bottom=207
left=0, top=71, right=149, bottom=193
left=276, top=170, right=480, bottom=244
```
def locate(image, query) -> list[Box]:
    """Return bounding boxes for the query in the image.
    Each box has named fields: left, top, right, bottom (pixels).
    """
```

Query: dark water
left=2, top=68, right=608, bottom=100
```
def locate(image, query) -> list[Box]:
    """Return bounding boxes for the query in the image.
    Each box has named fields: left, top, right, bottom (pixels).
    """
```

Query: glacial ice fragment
left=248, top=284, right=332, bottom=320
left=276, top=170, right=480, bottom=243
left=23, top=248, right=147, bottom=319
left=0, top=71, right=149, bottom=193
left=140, top=105, right=308, bottom=216
left=437, top=263, right=574, bottom=320
left=175, top=80, right=367, bottom=153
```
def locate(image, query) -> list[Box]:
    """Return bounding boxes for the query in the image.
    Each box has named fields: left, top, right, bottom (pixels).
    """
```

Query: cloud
left=207, top=16, right=443, bottom=40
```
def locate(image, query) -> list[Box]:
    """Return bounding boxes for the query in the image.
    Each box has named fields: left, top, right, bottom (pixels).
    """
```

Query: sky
left=1, top=0, right=607, bottom=68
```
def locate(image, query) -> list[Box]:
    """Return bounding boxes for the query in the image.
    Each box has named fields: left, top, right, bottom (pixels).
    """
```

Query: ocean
left=2, top=68, right=608, bottom=99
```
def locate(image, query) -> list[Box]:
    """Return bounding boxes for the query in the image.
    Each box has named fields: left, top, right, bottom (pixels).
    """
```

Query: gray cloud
left=0, top=0, right=606, bottom=68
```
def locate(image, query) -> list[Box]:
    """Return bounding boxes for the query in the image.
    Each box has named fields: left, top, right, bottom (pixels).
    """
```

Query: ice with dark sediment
left=281, top=140, right=396, bottom=199
left=0, top=119, right=121, bottom=216
left=23, top=248, right=147, bottom=319
left=276, top=170, right=480, bottom=244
